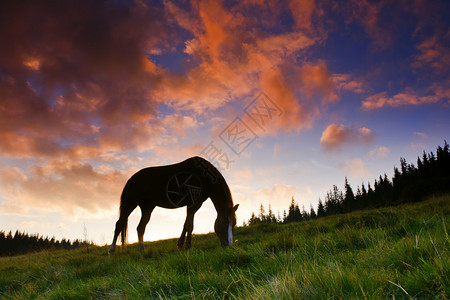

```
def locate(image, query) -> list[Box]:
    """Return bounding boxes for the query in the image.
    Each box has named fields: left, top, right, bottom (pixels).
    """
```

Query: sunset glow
left=0, top=0, right=449, bottom=245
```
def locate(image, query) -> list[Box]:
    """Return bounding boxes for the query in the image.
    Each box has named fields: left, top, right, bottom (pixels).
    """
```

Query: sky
left=1, top=0, right=449, bottom=245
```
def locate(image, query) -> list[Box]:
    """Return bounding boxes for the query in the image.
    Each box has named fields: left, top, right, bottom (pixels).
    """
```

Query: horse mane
left=193, top=156, right=234, bottom=211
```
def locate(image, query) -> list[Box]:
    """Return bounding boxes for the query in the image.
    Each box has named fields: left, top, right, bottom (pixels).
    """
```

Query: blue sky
left=0, top=0, right=449, bottom=244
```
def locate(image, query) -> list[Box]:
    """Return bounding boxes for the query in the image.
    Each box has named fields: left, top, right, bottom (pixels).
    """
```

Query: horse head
left=214, top=204, right=239, bottom=247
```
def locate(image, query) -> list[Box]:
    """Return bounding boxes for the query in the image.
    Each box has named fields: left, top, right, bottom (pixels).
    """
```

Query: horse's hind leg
left=178, top=202, right=203, bottom=250
left=137, top=206, right=155, bottom=253
left=109, top=206, right=135, bottom=256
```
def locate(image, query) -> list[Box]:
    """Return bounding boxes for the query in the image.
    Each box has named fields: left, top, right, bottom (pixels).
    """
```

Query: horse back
left=121, top=157, right=221, bottom=209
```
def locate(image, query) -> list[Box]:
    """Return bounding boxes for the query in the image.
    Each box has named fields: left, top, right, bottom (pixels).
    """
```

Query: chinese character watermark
left=219, top=117, right=258, bottom=156
left=244, top=92, right=282, bottom=130
left=199, top=92, right=282, bottom=172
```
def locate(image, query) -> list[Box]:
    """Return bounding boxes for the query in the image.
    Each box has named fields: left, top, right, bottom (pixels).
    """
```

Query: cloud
left=414, top=132, right=428, bottom=139
left=0, top=0, right=340, bottom=218
left=340, top=158, right=370, bottom=179
left=320, top=124, right=375, bottom=151
left=298, top=62, right=339, bottom=104
left=288, top=0, right=316, bottom=31
left=332, top=74, right=365, bottom=93
left=158, top=1, right=334, bottom=133
left=0, top=160, right=128, bottom=216
left=0, top=0, right=342, bottom=163
left=254, top=184, right=302, bottom=212
left=412, top=32, right=450, bottom=75
left=261, top=67, right=315, bottom=132
left=361, top=86, right=448, bottom=110
left=161, top=114, right=202, bottom=136
left=345, top=0, right=393, bottom=49
left=233, top=167, right=254, bottom=183
left=273, top=144, right=282, bottom=159
left=410, top=143, right=426, bottom=151
left=369, top=146, right=390, bottom=158
left=0, top=0, right=174, bottom=159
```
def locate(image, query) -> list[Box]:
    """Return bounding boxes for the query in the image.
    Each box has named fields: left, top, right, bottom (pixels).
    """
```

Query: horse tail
left=119, top=192, right=129, bottom=249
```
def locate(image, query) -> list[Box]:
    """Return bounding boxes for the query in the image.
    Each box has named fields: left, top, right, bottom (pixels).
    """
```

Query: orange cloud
left=332, top=74, right=365, bottom=93
left=288, top=0, right=316, bottom=31
left=413, top=34, right=450, bottom=75
left=0, top=0, right=172, bottom=160
left=261, top=68, right=315, bottom=132
left=414, top=132, right=428, bottom=139
left=0, top=0, right=340, bottom=218
left=299, top=61, right=338, bottom=103
left=157, top=0, right=332, bottom=134
left=161, top=114, right=202, bottom=136
left=345, top=0, right=392, bottom=49
left=369, top=146, right=390, bottom=158
left=341, top=158, right=370, bottom=178
left=254, top=183, right=302, bottom=212
left=0, top=160, right=128, bottom=216
left=362, top=86, right=447, bottom=110
left=23, top=58, right=41, bottom=70
left=320, top=123, right=375, bottom=151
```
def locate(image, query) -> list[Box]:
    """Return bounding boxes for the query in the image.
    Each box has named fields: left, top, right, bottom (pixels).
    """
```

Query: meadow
left=1, top=194, right=449, bottom=299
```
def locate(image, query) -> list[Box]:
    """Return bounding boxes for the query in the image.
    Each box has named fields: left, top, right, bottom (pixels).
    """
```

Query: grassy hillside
left=1, top=195, right=449, bottom=299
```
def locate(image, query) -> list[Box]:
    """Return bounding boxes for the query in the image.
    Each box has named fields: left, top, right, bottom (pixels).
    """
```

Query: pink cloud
left=288, top=0, right=316, bottom=31
left=362, top=86, right=447, bottom=110
left=161, top=114, right=202, bottom=136
left=369, top=146, right=390, bottom=158
left=345, top=0, right=392, bottom=49
left=0, top=0, right=172, bottom=159
left=332, top=74, right=365, bottom=93
left=0, top=0, right=343, bottom=163
left=413, top=32, right=450, bottom=75
left=0, top=160, right=129, bottom=216
left=299, top=62, right=339, bottom=104
left=414, top=132, right=428, bottom=139
left=320, top=123, right=376, bottom=151
left=261, top=68, right=315, bottom=132
left=341, top=158, right=370, bottom=178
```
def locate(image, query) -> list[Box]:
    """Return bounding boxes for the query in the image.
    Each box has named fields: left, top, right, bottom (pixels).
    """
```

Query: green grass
left=1, top=194, right=449, bottom=299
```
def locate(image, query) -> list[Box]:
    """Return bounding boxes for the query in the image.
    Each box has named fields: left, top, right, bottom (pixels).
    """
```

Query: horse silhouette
left=109, top=156, right=239, bottom=255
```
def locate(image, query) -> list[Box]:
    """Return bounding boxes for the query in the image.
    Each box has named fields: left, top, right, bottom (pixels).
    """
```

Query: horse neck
left=210, top=177, right=233, bottom=214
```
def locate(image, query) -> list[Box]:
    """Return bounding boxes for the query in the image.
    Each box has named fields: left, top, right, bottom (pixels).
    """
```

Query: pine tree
left=249, top=212, right=258, bottom=225
left=317, top=198, right=325, bottom=217
left=310, top=204, right=317, bottom=219
left=294, top=203, right=301, bottom=221
left=258, top=204, right=266, bottom=222
left=301, top=205, right=308, bottom=220
left=286, top=197, right=296, bottom=223
left=268, top=204, right=276, bottom=223
left=343, top=177, right=355, bottom=212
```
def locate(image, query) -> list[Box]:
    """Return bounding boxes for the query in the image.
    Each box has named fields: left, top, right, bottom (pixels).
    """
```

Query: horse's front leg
left=178, top=202, right=203, bottom=250
left=137, top=207, right=154, bottom=253
left=177, top=225, right=187, bottom=250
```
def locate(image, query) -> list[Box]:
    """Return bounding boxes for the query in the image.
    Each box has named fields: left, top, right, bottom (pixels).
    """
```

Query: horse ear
left=233, top=204, right=239, bottom=212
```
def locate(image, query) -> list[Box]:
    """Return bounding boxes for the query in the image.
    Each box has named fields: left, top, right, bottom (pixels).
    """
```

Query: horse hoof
left=109, top=245, right=115, bottom=253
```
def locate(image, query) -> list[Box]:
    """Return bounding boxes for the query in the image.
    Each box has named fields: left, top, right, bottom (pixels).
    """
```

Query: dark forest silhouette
left=0, top=230, right=90, bottom=256
left=247, top=141, right=450, bottom=225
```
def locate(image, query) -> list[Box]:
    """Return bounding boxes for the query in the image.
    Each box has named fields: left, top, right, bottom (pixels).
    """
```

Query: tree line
left=247, top=141, right=450, bottom=225
left=0, top=230, right=90, bottom=256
